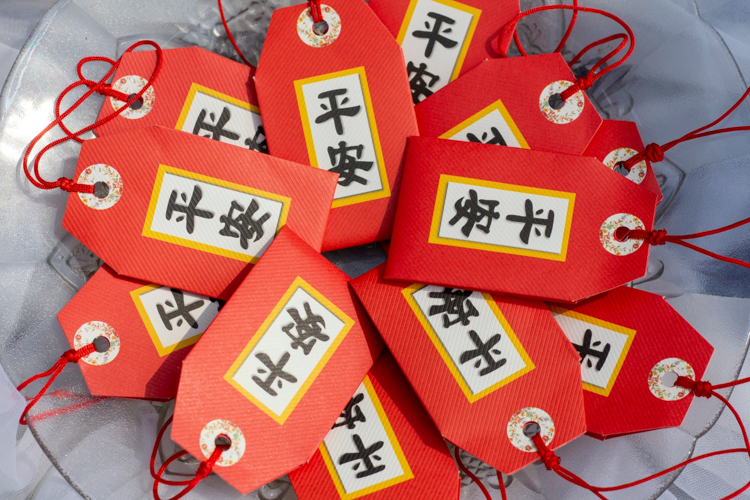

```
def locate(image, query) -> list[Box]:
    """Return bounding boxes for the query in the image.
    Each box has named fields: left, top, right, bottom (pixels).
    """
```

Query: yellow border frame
left=402, top=284, right=535, bottom=403
left=548, top=305, right=636, bottom=397
left=396, top=0, right=482, bottom=82
left=428, top=174, right=576, bottom=262
left=142, top=164, right=291, bottom=263
left=130, top=284, right=208, bottom=357
left=175, top=83, right=261, bottom=131
left=319, top=375, right=414, bottom=499
left=223, top=276, right=355, bottom=425
left=294, top=67, right=391, bottom=208
left=438, top=98, right=529, bottom=149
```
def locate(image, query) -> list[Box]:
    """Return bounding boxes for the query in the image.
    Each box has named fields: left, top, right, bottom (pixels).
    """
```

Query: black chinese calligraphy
left=328, top=141, right=373, bottom=186
left=252, top=352, right=298, bottom=397
left=506, top=199, right=555, bottom=245
left=281, top=302, right=328, bottom=356
left=156, top=289, right=204, bottom=330
left=244, top=125, right=269, bottom=154
left=192, top=107, right=241, bottom=142
left=315, top=89, right=361, bottom=135
left=411, top=12, right=458, bottom=58
left=449, top=189, right=501, bottom=237
left=339, top=434, right=386, bottom=479
left=406, top=61, right=439, bottom=104
left=573, top=329, right=611, bottom=371
left=219, top=199, right=271, bottom=250
left=428, top=288, right=479, bottom=328
left=459, top=330, right=507, bottom=377
left=467, top=127, right=508, bottom=147
left=166, top=186, right=215, bottom=235
left=333, top=393, right=366, bottom=430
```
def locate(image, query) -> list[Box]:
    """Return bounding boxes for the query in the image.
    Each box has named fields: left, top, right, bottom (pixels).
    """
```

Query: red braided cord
left=499, top=5, right=634, bottom=102
left=453, top=447, right=495, bottom=500
left=22, top=40, right=162, bottom=194
left=308, top=0, right=324, bottom=23
left=151, top=415, right=230, bottom=500
left=624, top=82, right=750, bottom=170
left=16, top=343, right=96, bottom=425
left=511, top=0, right=578, bottom=56
left=218, top=0, right=253, bottom=67
left=623, top=215, right=750, bottom=270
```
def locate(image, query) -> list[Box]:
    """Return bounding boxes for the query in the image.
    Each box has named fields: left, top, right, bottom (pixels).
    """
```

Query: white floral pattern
left=109, top=75, right=155, bottom=120
left=297, top=4, right=341, bottom=48
left=74, top=321, right=120, bottom=366
left=77, top=164, right=123, bottom=210
left=507, top=407, right=555, bottom=452
left=199, top=419, right=246, bottom=466
left=600, top=213, right=646, bottom=256
left=539, top=80, right=584, bottom=124
left=648, top=358, right=695, bottom=401
left=603, top=147, right=647, bottom=185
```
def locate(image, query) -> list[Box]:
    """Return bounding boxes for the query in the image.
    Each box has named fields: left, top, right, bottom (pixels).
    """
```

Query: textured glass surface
left=1, top=0, right=749, bottom=499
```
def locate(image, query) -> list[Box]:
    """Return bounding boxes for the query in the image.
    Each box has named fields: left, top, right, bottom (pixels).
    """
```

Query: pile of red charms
left=17, top=1, right=750, bottom=499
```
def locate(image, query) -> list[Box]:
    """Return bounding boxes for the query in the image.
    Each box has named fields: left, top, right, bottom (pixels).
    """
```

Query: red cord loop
left=644, top=143, right=665, bottom=163
left=83, top=81, right=131, bottom=102
left=16, top=343, right=96, bottom=425
left=217, top=0, right=252, bottom=66
left=627, top=228, right=667, bottom=246
left=560, top=74, right=596, bottom=101
left=676, top=376, right=714, bottom=399
left=308, top=0, right=324, bottom=23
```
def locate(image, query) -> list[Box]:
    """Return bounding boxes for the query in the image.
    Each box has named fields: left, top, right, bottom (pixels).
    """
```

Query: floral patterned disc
left=648, top=358, right=696, bottom=401
left=109, top=74, right=155, bottom=120
left=603, top=147, right=647, bottom=185
left=77, top=164, right=123, bottom=210
left=600, top=213, right=646, bottom=256
left=507, top=407, right=555, bottom=452
left=73, top=321, right=120, bottom=366
left=297, top=4, right=341, bottom=48
left=199, top=419, right=246, bottom=466
left=538, top=80, right=584, bottom=125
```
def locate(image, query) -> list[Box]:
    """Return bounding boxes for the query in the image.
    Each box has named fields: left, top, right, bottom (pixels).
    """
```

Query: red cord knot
left=84, top=81, right=131, bottom=102
left=63, top=344, right=96, bottom=363
left=560, top=74, right=595, bottom=102
left=644, top=143, right=665, bottom=163
left=675, top=376, right=714, bottom=398
left=531, top=433, right=560, bottom=470
left=57, top=177, right=95, bottom=194
left=625, top=228, right=668, bottom=246
left=195, top=460, right=215, bottom=480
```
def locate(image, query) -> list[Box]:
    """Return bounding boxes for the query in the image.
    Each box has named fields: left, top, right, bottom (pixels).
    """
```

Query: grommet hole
left=661, top=371, right=678, bottom=388
left=214, top=434, right=232, bottom=451
left=548, top=93, right=564, bottom=110
left=127, top=94, right=144, bottom=110
left=312, top=20, right=329, bottom=36
left=523, top=421, right=541, bottom=438
left=614, top=226, right=631, bottom=242
left=93, top=181, right=110, bottom=199
left=93, top=336, right=110, bottom=353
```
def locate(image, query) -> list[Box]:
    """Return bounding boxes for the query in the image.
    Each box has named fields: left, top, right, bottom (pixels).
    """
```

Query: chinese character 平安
left=166, top=185, right=215, bottom=235
left=406, top=61, right=440, bottom=104
left=281, top=302, right=328, bottom=356
left=411, top=12, right=458, bottom=58
left=573, top=329, right=611, bottom=371
left=327, top=141, right=373, bottom=186
left=428, top=288, right=479, bottom=328
left=449, top=189, right=501, bottom=237
left=333, top=393, right=366, bottom=430
left=218, top=199, right=272, bottom=250
left=467, top=127, right=508, bottom=147
left=192, top=107, right=240, bottom=142
left=459, top=330, right=507, bottom=377
left=155, top=289, right=205, bottom=330
left=339, top=434, right=386, bottom=479
left=252, top=352, right=298, bottom=397
left=315, top=89, right=361, bottom=136
left=506, top=199, right=555, bottom=245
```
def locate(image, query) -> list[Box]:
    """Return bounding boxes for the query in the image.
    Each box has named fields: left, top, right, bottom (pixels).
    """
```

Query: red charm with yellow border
left=385, top=137, right=657, bottom=303
left=171, top=228, right=384, bottom=494
left=289, top=352, right=460, bottom=500
left=350, top=264, right=586, bottom=474
left=62, top=126, right=338, bottom=299
left=255, top=0, right=419, bottom=251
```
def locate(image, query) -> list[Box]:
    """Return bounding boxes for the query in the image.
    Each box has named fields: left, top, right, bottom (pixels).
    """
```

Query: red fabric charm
left=350, top=264, right=586, bottom=474
left=62, top=126, right=338, bottom=299
left=171, top=228, right=383, bottom=494
left=289, top=351, right=460, bottom=499
left=582, top=119, right=663, bottom=204
left=255, top=0, right=419, bottom=251
left=368, top=0, right=520, bottom=103
left=385, top=137, right=657, bottom=303
left=93, top=47, right=267, bottom=153
left=57, top=265, right=224, bottom=400
left=414, top=54, right=602, bottom=156
left=547, top=286, right=714, bottom=439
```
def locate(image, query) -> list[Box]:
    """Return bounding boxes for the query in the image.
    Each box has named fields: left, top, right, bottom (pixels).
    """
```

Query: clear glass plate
left=1, top=0, right=749, bottom=499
